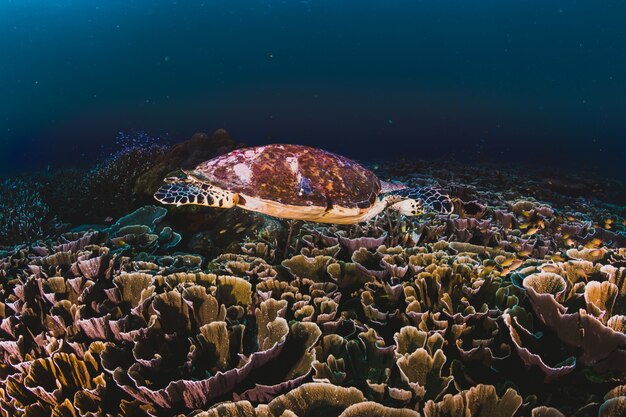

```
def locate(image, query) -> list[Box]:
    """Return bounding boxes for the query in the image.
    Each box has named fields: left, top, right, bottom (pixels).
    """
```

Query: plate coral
left=0, top=131, right=625, bottom=417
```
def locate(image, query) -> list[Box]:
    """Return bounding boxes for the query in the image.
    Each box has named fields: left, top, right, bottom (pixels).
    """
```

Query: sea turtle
left=154, top=144, right=452, bottom=224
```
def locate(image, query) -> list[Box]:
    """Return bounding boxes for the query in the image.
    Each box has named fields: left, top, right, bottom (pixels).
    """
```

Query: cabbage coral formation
left=1, top=160, right=626, bottom=416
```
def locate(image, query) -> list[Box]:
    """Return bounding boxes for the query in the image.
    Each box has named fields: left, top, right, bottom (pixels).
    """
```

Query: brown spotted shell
left=188, top=144, right=381, bottom=209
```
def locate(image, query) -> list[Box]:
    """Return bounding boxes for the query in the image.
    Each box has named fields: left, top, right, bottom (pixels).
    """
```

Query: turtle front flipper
left=154, top=178, right=238, bottom=208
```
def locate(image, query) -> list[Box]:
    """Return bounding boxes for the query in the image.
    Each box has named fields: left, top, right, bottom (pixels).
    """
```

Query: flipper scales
left=154, top=178, right=238, bottom=208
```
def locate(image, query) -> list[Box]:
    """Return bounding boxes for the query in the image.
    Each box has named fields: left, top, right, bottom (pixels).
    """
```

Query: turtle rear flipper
left=154, top=178, right=238, bottom=208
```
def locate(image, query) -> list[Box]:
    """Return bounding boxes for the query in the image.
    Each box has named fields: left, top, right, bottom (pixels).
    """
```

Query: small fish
left=542, top=264, right=561, bottom=273
left=499, top=257, right=515, bottom=267
left=586, top=249, right=605, bottom=258
left=584, top=238, right=603, bottom=248
left=502, top=259, right=524, bottom=274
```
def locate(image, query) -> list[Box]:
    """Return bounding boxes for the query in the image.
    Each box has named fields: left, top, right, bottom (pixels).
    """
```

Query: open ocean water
left=1, top=0, right=625, bottom=177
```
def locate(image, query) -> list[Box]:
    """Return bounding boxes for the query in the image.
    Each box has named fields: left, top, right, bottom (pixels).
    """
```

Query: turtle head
left=387, top=198, right=425, bottom=216
left=382, top=186, right=453, bottom=216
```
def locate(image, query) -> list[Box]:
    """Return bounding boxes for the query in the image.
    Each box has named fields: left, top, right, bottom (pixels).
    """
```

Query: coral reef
left=0, top=178, right=63, bottom=246
left=45, top=131, right=169, bottom=225
left=134, top=129, right=241, bottom=197
left=0, top=130, right=242, bottom=247
left=0, top=141, right=625, bottom=416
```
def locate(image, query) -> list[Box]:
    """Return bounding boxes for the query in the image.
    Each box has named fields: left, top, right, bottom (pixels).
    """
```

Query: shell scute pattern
left=192, top=144, right=380, bottom=209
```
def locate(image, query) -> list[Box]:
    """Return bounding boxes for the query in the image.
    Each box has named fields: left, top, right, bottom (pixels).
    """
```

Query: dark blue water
left=1, top=1, right=625, bottom=178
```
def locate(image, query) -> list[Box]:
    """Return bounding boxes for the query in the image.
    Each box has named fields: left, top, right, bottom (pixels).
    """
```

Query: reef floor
left=1, top=131, right=625, bottom=417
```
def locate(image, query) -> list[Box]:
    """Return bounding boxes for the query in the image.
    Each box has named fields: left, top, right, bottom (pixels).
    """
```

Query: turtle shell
left=189, top=144, right=381, bottom=209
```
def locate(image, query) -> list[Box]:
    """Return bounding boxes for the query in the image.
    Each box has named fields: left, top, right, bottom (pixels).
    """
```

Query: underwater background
left=2, top=2, right=626, bottom=417
left=1, top=0, right=625, bottom=177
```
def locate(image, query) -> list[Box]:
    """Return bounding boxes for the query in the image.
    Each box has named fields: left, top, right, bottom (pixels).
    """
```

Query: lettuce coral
left=0, top=150, right=625, bottom=417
